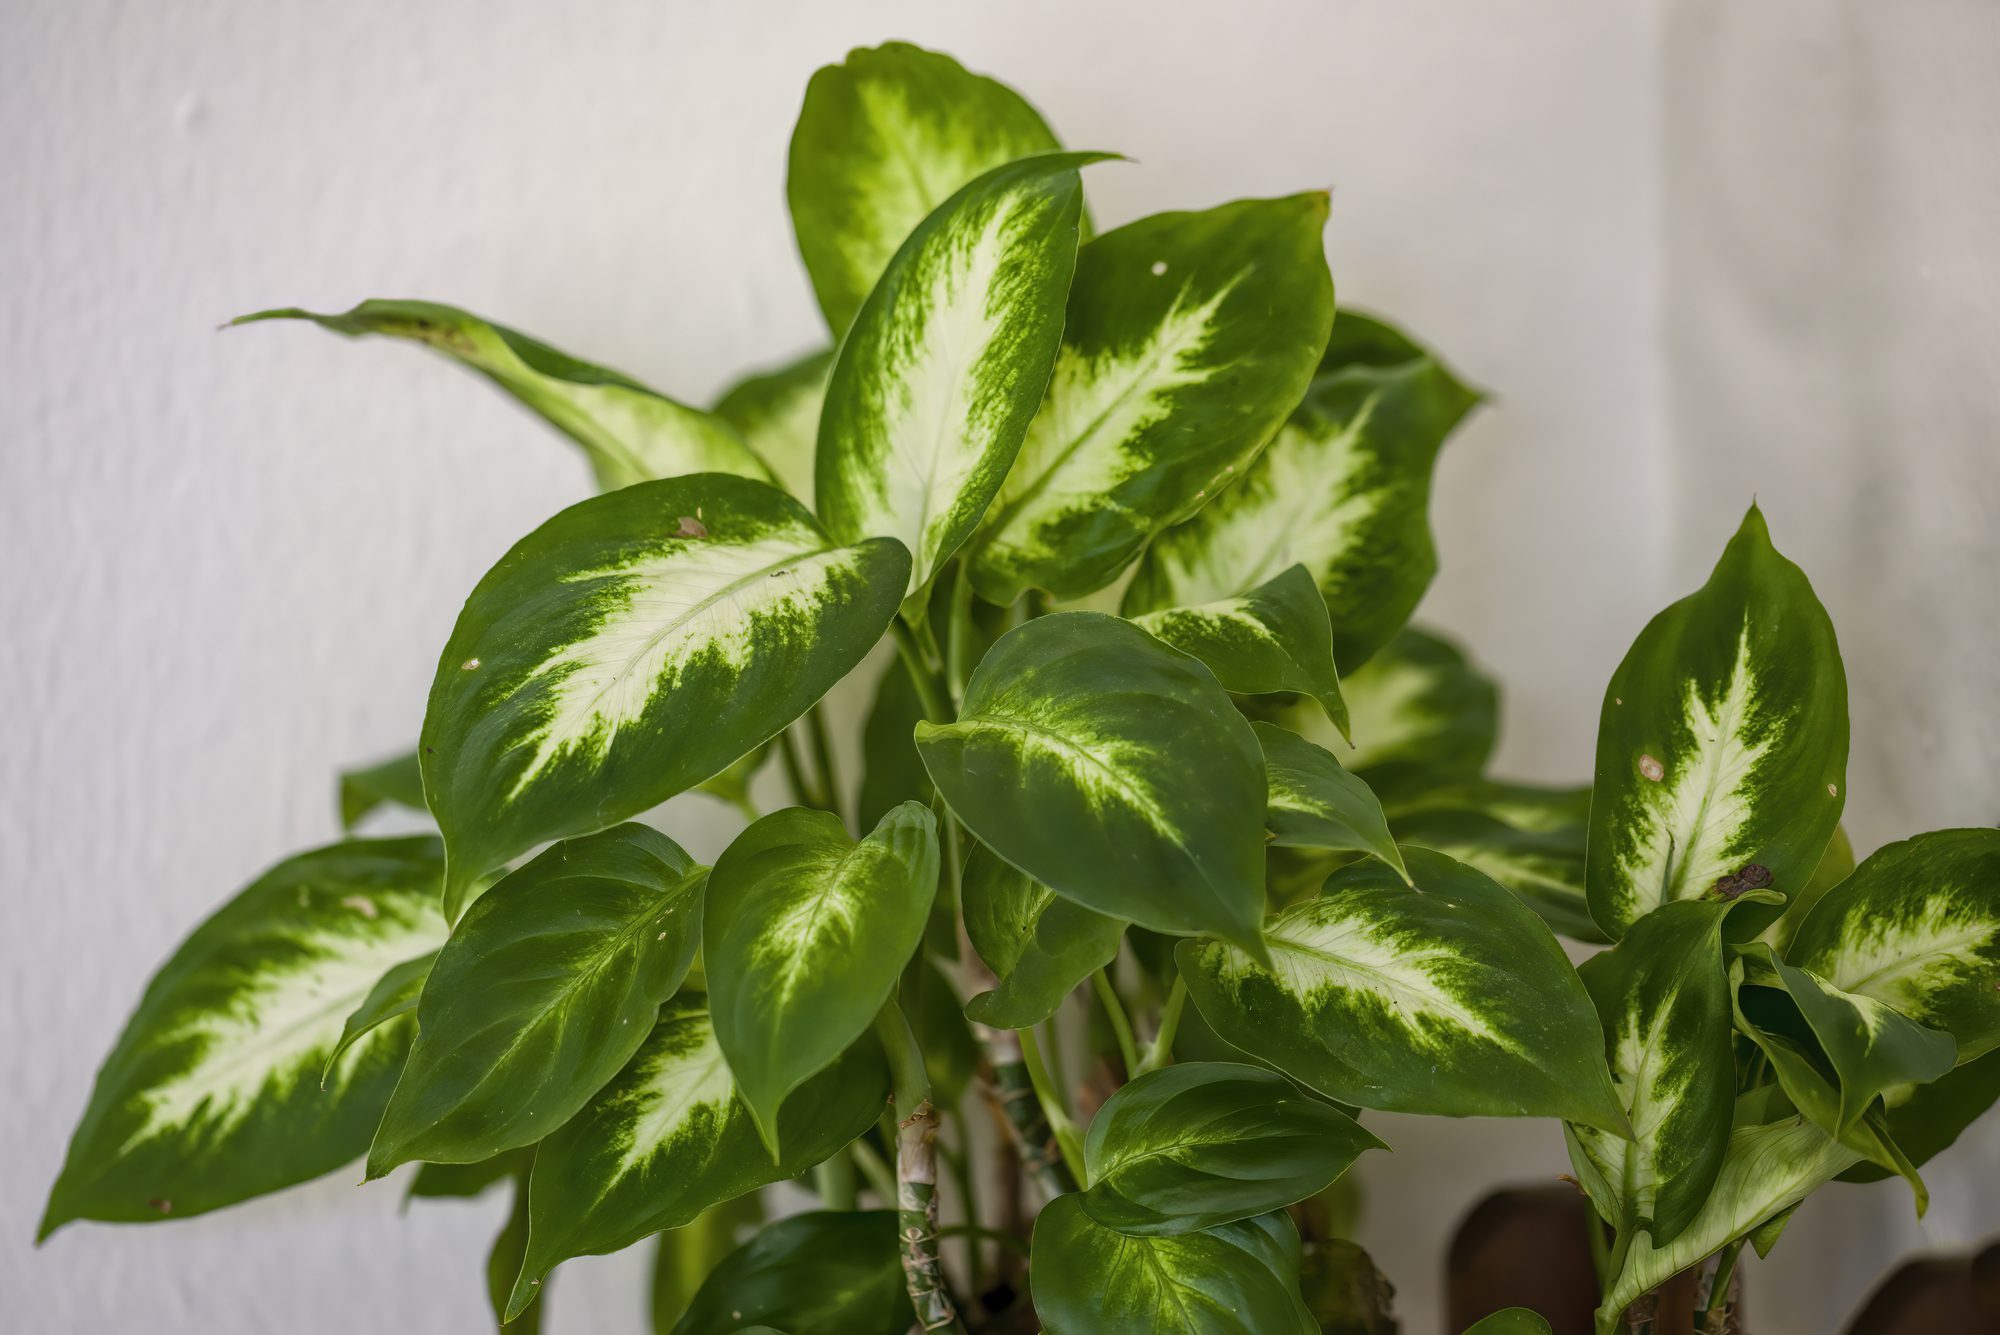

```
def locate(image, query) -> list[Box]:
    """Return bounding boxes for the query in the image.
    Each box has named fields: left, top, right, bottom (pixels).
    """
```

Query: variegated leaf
left=1839, top=1047, right=2000, bottom=1184
left=1564, top=897, right=1771, bottom=1247
left=1596, top=1094, right=1862, bottom=1326
left=235, top=300, right=769, bottom=491
left=704, top=803, right=937, bottom=1153
left=1738, top=942, right=1956, bottom=1132
left=961, top=840, right=1125, bottom=1029
left=1178, top=847, right=1625, bottom=1131
left=421, top=473, right=909, bottom=916
left=1389, top=798, right=1602, bottom=943
left=507, top=999, right=887, bottom=1320
left=41, top=838, right=447, bottom=1237
left=1081, top=1062, right=1383, bottom=1237
left=1032, top=1198, right=1316, bottom=1335
left=322, top=947, right=436, bottom=1083
left=1254, top=721, right=1405, bottom=882
left=1785, top=828, right=2000, bottom=1065
left=1136, top=565, right=1348, bottom=733
left=368, top=824, right=704, bottom=1176
left=816, top=153, right=1100, bottom=611
left=1276, top=625, right=1498, bottom=806
left=671, top=1210, right=911, bottom=1335
left=788, top=41, right=1071, bottom=333
left=1123, top=312, right=1480, bottom=669
left=1729, top=973, right=1928, bottom=1208
left=970, top=194, right=1334, bottom=604
left=338, top=749, right=427, bottom=830
left=713, top=348, right=832, bottom=507
left=916, top=612, right=1269, bottom=954
left=1587, top=505, right=1848, bottom=938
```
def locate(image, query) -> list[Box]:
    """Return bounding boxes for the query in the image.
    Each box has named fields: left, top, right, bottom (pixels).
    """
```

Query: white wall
left=1, top=1, right=1985, bottom=1331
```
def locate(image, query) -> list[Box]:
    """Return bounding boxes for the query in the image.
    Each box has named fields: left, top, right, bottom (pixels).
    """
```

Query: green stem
left=1019, top=1025, right=1086, bottom=1185
left=1136, top=977, right=1188, bottom=1076
left=1091, top=969, right=1140, bottom=1079
left=813, top=1153, right=857, bottom=1210
left=873, top=998, right=932, bottom=1121
left=890, top=618, right=954, bottom=724
left=805, top=707, right=841, bottom=822
left=1694, top=1241, right=1743, bottom=1332
left=777, top=726, right=828, bottom=811
left=849, top=1137, right=897, bottom=1203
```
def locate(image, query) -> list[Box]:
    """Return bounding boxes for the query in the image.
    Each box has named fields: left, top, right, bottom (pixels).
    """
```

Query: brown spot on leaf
left=1710, top=864, right=1775, bottom=900
left=676, top=515, right=708, bottom=538
left=1638, top=754, right=1665, bottom=782
left=149, top=1198, right=172, bottom=1214
left=460, top=658, right=481, bottom=671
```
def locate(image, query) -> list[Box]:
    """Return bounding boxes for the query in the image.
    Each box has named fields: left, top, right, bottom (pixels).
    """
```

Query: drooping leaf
left=507, top=999, right=888, bottom=1319
left=421, top=473, right=909, bottom=916
left=1178, top=847, right=1625, bottom=1132
left=1586, top=505, right=1848, bottom=938
left=672, top=1209, right=912, bottom=1335
left=339, top=749, right=428, bottom=830
left=1031, top=1197, right=1316, bottom=1334
left=961, top=840, right=1126, bottom=1029
left=713, top=348, right=832, bottom=506
left=235, top=300, right=769, bottom=491
left=1123, top=313, right=1480, bottom=669
left=970, top=194, right=1334, bottom=604
left=1839, top=1047, right=2000, bottom=1184
left=916, top=612, right=1268, bottom=954
left=488, top=1169, right=546, bottom=1334
left=816, top=153, right=1100, bottom=610
left=856, top=658, right=933, bottom=831
left=1254, top=721, right=1405, bottom=882
left=1135, top=565, right=1348, bottom=733
left=1597, top=1093, right=1862, bottom=1320
left=367, top=825, right=705, bottom=1176
left=704, top=803, right=938, bottom=1153
left=651, top=1195, right=765, bottom=1335
left=1729, top=975, right=1929, bottom=1209
left=1080, top=1062, right=1382, bottom=1236
left=1564, top=897, right=1768, bottom=1246
left=1738, top=942, right=1956, bottom=1132
left=322, top=948, right=437, bottom=1083
left=1785, top=828, right=2000, bottom=1065
left=41, top=838, right=448, bottom=1236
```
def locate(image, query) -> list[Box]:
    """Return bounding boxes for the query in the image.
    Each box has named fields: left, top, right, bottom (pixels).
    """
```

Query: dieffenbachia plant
left=1559, top=506, right=2000, bottom=1332
left=40, top=39, right=1994, bottom=1335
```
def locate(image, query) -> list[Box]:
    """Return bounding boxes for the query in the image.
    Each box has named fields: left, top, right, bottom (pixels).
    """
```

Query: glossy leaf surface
left=421, top=473, right=908, bottom=914
left=672, top=1209, right=911, bottom=1335
left=1136, top=565, right=1348, bottom=732
left=961, top=841, right=1125, bottom=1029
left=1255, top=721, right=1405, bottom=881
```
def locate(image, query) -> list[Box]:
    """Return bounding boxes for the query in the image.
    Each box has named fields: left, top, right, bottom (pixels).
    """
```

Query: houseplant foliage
left=41, top=38, right=1997, bottom=1335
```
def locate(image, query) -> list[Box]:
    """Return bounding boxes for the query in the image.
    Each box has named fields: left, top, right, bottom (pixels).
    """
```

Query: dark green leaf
left=1136, top=566, right=1348, bottom=734
left=961, top=841, right=1125, bottom=1029
left=367, top=825, right=704, bottom=1176
left=1254, top=721, right=1404, bottom=881
left=488, top=1169, right=545, bottom=1333
left=1179, top=847, right=1625, bottom=1132
left=323, top=948, right=437, bottom=1084
left=1839, top=1047, right=2000, bottom=1183
left=508, top=999, right=888, bottom=1318
left=917, top=612, right=1268, bottom=955
left=651, top=1195, right=765, bottom=1334
left=856, top=660, right=932, bottom=832
left=1031, top=1197, right=1315, bottom=1334
left=1081, top=1062, right=1382, bottom=1236
left=339, top=749, right=427, bottom=830
left=673, top=1210, right=912, bottom=1335
left=705, top=803, right=937, bottom=1152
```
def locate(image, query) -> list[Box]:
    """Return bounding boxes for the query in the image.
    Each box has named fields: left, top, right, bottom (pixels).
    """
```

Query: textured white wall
left=5, top=1, right=1981, bottom=1332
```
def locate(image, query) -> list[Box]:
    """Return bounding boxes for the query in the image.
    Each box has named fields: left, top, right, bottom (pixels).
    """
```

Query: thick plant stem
left=965, top=996, right=1076, bottom=1200
left=896, top=1101, right=964, bottom=1333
